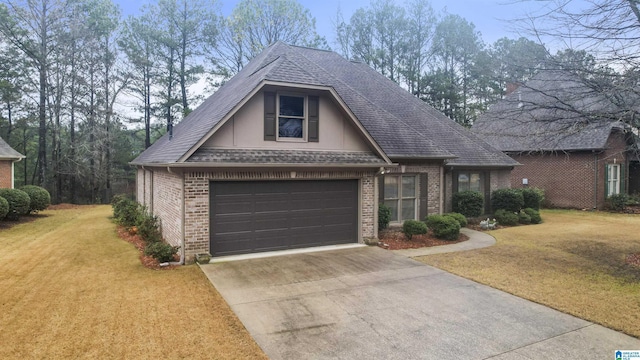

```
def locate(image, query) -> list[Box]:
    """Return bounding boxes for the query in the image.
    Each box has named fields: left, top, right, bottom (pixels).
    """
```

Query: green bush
left=452, top=190, right=484, bottom=217
left=378, top=203, right=392, bottom=231
left=523, top=208, right=542, bottom=224
left=0, top=196, right=8, bottom=220
left=518, top=211, right=531, bottom=224
left=19, top=185, right=51, bottom=213
left=112, top=196, right=141, bottom=227
left=0, top=188, right=30, bottom=220
left=144, top=242, right=178, bottom=262
left=494, top=209, right=519, bottom=226
left=137, top=211, right=163, bottom=243
left=402, top=220, right=427, bottom=240
left=522, top=188, right=544, bottom=210
left=605, top=193, right=628, bottom=212
left=443, top=212, right=467, bottom=227
left=491, top=188, right=524, bottom=213
left=425, top=214, right=460, bottom=241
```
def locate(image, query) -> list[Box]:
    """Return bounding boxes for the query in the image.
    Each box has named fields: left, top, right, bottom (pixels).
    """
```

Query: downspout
left=169, top=167, right=185, bottom=266
left=593, top=153, right=598, bottom=210
left=440, top=165, right=445, bottom=214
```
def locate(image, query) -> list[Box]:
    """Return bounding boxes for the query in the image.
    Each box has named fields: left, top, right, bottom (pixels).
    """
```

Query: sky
left=114, top=0, right=552, bottom=46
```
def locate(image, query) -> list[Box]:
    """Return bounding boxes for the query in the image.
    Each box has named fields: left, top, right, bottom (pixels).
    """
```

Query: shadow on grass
left=558, top=240, right=640, bottom=283
left=0, top=213, right=50, bottom=231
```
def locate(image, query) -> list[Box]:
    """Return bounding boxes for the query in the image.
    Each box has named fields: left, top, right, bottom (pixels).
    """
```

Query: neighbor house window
left=457, top=172, right=482, bottom=193
left=384, top=175, right=417, bottom=223
left=606, top=164, right=621, bottom=196
left=278, top=94, right=306, bottom=140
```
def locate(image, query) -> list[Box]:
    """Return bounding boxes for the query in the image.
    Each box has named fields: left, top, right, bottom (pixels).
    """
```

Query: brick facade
left=152, top=170, right=183, bottom=248
left=0, top=160, right=12, bottom=188
left=509, top=131, right=628, bottom=209
left=181, top=169, right=376, bottom=262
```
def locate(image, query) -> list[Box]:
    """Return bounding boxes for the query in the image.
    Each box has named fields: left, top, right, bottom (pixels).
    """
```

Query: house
left=473, top=70, right=638, bottom=209
left=0, top=136, right=25, bottom=189
left=131, top=42, right=517, bottom=262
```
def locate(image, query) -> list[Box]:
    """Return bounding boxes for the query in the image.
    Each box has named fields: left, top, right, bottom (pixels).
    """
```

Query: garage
left=209, top=180, right=358, bottom=256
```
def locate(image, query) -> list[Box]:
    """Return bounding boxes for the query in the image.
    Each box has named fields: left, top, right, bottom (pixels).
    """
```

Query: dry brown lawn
left=416, top=210, right=640, bottom=338
left=0, top=205, right=267, bottom=359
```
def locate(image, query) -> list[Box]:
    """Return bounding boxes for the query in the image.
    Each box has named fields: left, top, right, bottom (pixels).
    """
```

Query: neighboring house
left=0, top=136, right=25, bottom=189
left=473, top=70, right=638, bottom=209
left=132, top=42, right=516, bottom=262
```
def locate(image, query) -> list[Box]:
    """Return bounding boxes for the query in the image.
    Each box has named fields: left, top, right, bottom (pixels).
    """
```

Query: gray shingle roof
left=132, top=42, right=516, bottom=167
left=187, top=149, right=387, bottom=165
left=0, top=137, right=24, bottom=160
left=473, top=70, right=624, bottom=152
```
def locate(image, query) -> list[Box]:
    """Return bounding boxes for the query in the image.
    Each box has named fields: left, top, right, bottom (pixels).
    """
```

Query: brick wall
left=136, top=168, right=145, bottom=203
left=152, top=170, right=183, bottom=248
left=509, top=131, right=628, bottom=209
left=0, top=160, right=12, bottom=188
left=183, top=169, right=376, bottom=262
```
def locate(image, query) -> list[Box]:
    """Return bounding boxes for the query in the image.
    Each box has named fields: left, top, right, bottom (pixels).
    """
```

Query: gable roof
left=0, top=136, right=24, bottom=160
left=132, top=42, right=516, bottom=167
left=473, top=70, right=627, bottom=152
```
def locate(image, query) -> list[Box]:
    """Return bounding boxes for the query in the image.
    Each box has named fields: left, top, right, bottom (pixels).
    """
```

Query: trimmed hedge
left=378, top=204, right=391, bottom=231
left=19, top=185, right=51, bottom=213
left=0, top=196, right=8, bottom=220
left=605, top=193, right=628, bottom=212
left=522, top=188, right=544, bottom=210
left=402, top=220, right=427, bottom=240
left=137, top=211, right=163, bottom=243
left=494, top=209, right=519, bottom=226
left=0, top=188, right=30, bottom=220
left=518, top=211, right=531, bottom=224
left=452, top=190, right=484, bottom=217
left=426, top=214, right=460, bottom=240
left=444, top=212, right=467, bottom=227
left=491, top=188, right=524, bottom=213
left=144, top=242, right=177, bottom=262
left=112, top=196, right=141, bottom=227
left=523, top=208, right=542, bottom=224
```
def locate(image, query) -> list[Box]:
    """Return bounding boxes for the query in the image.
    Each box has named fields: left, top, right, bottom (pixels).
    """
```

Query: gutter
left=130, top=162, right=396, bottom=168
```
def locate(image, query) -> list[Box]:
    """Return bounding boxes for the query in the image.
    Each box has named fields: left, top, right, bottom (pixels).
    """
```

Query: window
left=384, top=175, right=417, bottom=223
left=457, top=172, right=482, bottom=193
left=278, top=95, right=305, bottom=140
left=607, top=164, right=621, bottom=196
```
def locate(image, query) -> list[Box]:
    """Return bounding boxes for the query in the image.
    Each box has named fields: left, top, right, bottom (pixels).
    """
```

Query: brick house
left=132, top=42, right=517, bottom=262
left=0, top=136, right=25, bottom=189
left=473, top=70, right=638, bottom=209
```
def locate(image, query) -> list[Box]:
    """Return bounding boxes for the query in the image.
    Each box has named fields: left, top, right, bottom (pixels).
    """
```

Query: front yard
left=0, top=205, right=266, bottom=359
left=417, top=210, right=640, bottom=338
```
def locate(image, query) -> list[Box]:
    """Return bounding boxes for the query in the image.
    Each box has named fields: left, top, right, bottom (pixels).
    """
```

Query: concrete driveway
left=200, top=247, right=640, bottom=359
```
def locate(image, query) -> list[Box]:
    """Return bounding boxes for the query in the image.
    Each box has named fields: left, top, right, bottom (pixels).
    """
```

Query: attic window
left=278, top=95, right=306, bottom=140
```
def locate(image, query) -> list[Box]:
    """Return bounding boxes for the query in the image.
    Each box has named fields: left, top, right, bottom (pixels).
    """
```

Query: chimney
left=505, top=83, right=520, bottom=95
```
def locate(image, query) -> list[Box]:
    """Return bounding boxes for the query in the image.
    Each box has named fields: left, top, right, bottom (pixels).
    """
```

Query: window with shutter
left=606, top=164, right=621, bottom=197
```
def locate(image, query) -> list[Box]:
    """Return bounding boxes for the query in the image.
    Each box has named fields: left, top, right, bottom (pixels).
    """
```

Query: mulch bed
left=378, top=228, right=469, bottom=250
left=116, top=226, right=178, bottom=270
left=623, top=206, right=640, bottom=215
left=626, top=253, right=640, bottom=268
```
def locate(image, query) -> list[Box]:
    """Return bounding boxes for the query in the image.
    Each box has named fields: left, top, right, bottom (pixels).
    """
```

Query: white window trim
left=384, top=175, right=418, bottom=224
left=608, top=164, right=621, bottom=196
left=276, top=93, right=307, bottom=142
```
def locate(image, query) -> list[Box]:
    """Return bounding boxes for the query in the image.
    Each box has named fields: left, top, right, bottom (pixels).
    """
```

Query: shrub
left=0, top=188, right=30, bottom=220
left=523, top=208, right=542, bottom=224
left=452, top=190, right=484, bottom=217
left=378, top=204, right=391, bottom=231
left=137, top=211, right=163, bottom=243
left=518, top=211, right=531, bottom=225
left=0, top=196, right=8, bottom=220
left=402, top=220, right=427, bottom=240
left=491, top=188, right=524, bottom=213
left=494, top=209, right=519, bottom=226
left=605, top=193, right=628, bottom=212
left=144, top=242, right=178, bottom=263
left=425, top=214, right=460, bottom=241
left=443, top=212, right=467, bottom=227
left=521, top=188, right=544, bottom=210
left=19, top=185, right=51, bottom=213
left=112, top=197, right=141, bottom=227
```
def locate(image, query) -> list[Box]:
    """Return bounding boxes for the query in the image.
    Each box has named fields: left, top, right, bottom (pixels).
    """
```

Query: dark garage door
left=210, top=180, right=358, bottom=256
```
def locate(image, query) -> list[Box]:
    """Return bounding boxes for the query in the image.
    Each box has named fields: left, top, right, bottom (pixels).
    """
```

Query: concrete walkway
left=201, top=246, right=640, bottom=360
left=392, top=227, right=496, bottom=257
